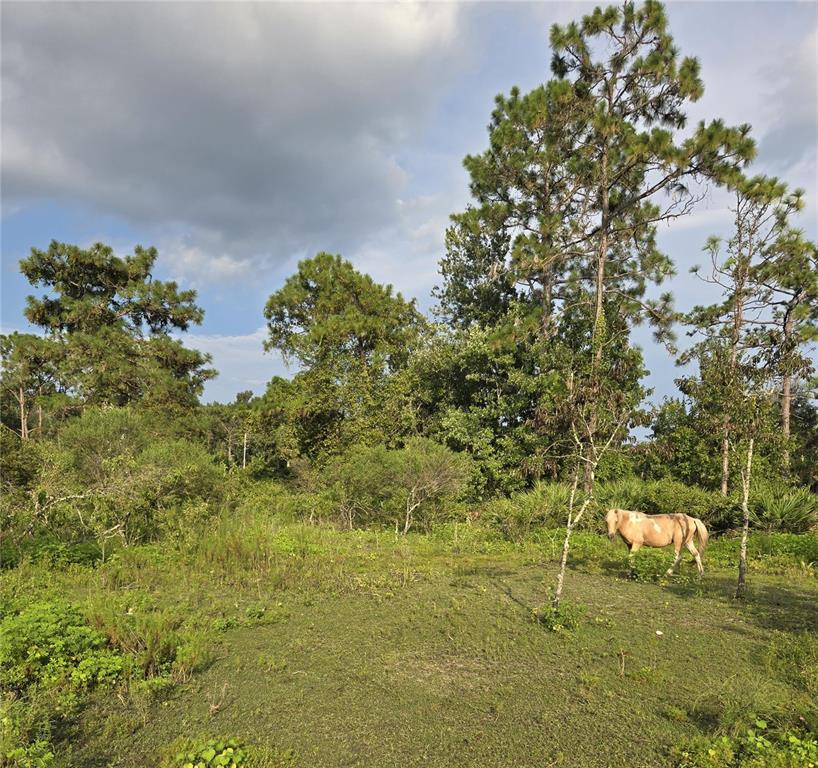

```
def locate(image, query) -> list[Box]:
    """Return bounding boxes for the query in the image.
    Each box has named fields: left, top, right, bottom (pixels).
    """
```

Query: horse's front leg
left=628, top=541, right=642, bottom=577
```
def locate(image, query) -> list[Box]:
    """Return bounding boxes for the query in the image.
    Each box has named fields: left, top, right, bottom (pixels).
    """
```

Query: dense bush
left=321, top=438, right=472, bottom=532
left=483, top=483, right=574, bottom=541
left=0, top=600, right=126, bottom=766
left=29, top=408, right=224, bottom=547
left=485, top=478, right=749, bottom=542
left=0, top=601, right=124, bottom=696
left=597, top=478, right=742, bottom=531
left=751, top=484, right=818, bottom=534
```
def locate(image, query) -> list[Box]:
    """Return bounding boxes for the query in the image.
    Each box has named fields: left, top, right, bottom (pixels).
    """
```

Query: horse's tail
left=693, top=517, right=709, bottom=554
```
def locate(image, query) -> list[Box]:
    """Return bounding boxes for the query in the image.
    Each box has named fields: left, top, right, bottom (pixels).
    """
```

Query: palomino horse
left=605, top=509, right=709, bottom=575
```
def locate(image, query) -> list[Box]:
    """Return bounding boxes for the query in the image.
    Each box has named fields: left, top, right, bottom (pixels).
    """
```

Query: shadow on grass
left=664, top=574, right=818, bottom=633
left=489, top=578, right=539, bottom=617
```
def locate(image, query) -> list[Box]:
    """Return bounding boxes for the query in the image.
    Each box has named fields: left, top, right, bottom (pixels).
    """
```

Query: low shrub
left=163, top=737, right=248, bottom=768
left=533, top=600, right=586, bottom=632
left=0, top=601, right=124, bottom=696
left=31, top=408, right=225, bottom=547
left=672, top=721, right=817, bottom=768
left=705, top=533, right=818, bottom=572
left=597, top=478, right=741, bottom=531
left=751, top=484, right=818, bottom=534
left=0, top=600, right=127, bottom=766
left=160, top=737, right=297, bottom=768
left=766, top=632, right=818, bottom=697
left=484, top=482, right=574, bottom=542
left=322, top=438, right=471, bottom=533
left=83, top=594, right=213, bottom=681
left=628, top=548, right=678, bottom=582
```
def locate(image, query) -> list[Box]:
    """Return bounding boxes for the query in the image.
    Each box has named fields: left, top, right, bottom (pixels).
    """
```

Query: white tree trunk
left=735, top=437, right=754, bottom=599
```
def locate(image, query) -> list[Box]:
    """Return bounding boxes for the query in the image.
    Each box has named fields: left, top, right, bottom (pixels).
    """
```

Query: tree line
left=2, top=0, right=816, bottom=535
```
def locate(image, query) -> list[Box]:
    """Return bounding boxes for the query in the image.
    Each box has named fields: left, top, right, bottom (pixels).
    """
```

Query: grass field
left=6, top=522, right=815, bottom=768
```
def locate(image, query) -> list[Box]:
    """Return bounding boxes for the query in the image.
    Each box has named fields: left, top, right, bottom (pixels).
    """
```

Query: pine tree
left=437, top=1, right=755, bottom=491
left=19, top=241, right=214, bottom=408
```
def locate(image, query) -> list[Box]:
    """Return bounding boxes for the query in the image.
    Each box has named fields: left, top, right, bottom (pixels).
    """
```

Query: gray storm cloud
left=1, top=2, right=464, bottom=277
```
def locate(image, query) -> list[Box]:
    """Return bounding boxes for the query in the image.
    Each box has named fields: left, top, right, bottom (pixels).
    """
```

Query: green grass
left=4, top=523, right=814, bottom=768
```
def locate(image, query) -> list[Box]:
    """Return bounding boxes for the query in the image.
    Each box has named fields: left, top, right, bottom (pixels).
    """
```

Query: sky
left=2, top=1, right=816, bottom=404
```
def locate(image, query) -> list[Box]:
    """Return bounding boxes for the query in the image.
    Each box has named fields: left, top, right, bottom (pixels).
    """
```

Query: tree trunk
left=554, top=522, right=573, bottom=610
left=540, top=263, right=554, bottom=339
left=720, top=428, right=730, bottom=496
left=584, top=143, right=609, bottom=495
left=781, top=373, right=791, bottom=469
left=735, top=437, right=754, bottom=599
left=780, top=307, right=795, bottom=469
left=18, top=386, right=29, bottom=441
left=242, top=431, right=248, bottom=469
left=554, top=459, right=593, bottom=609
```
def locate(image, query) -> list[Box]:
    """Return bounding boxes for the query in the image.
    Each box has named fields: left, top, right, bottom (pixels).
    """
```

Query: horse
left=605, top=508, right=709, bottom=576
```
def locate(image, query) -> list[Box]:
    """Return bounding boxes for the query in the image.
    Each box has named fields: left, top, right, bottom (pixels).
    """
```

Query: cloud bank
left=2, top=2, right=465, bottom=282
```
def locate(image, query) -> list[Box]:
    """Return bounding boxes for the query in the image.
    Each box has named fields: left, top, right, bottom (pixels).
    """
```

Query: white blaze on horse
left=605, top=509, right=709, bottom=575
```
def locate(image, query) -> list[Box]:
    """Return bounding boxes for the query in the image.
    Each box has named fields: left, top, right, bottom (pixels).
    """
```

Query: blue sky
left=2, top=1, right=816, bottom=403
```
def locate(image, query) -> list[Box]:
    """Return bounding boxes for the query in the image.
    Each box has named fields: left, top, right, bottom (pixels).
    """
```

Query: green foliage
left=322, top=438, right=472, bottom=532
left=83, top=593, right=211, bottom=680
left=645, top=398, right=724, bottom=489
left=264, top=252, right=423, bottom=370
left=598, top=478, right=740, bottom=531
left=0, top=601, right=124, bottom=696
left=0, top=734, right=55, bottom=768
left=628, top=548, right=678, bottom=582
left=483, top=482, right=573, bottom=541
left=750, top=485, right=818, bottom=534
left=32, top=407, right=224, bottom=545
left=163, top=737, right=247, bottom=768
left=15, top=241, right=214, bottom=410
left=673, top=721, right=817, bottom=768
left=407, top=326, right=578, bottom=495
left=533, top=600, right=586, bottom=632
left=766, top=633, right=818, bottom=697
left=0, top=600, right=126, bottom=765
left=261, top=253, right=425, bottom=460
left=0, top=334, right=61, bottom=441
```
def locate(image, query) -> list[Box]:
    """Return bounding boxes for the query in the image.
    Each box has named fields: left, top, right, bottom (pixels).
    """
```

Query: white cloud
left=182, top=326, right=290, bottom=403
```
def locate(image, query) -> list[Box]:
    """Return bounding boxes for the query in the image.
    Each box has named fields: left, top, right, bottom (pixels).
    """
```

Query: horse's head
left=605, top=509, right=619, bottom=541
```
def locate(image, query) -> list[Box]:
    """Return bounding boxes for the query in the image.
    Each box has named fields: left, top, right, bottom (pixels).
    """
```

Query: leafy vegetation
left=673, top=721, right=818, bottom=768
left=163, top=737, right=247, bottom=768
left=0, top=1, right=816, bottom=765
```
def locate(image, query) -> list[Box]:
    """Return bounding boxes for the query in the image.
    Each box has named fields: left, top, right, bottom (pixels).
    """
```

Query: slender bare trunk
left=227, top=433, right=233, bottom=466
left=720, top=428, right=730, bottom=496
left=403, top=488, right=419, bottom=535
left=18, top=386, right=29, bottom=441
left=584, top=143, right=609, bottom=495
left=541, top=264, right=553, bottom=339
left=780, top=307, right=795, bottom=469
left=555, top=459, right=593, bottom=609
left=242, top=431, right=248, bottom=469
left=735, top=437, right=754, bottom=599
left=781, top=373, right=791, bottom=468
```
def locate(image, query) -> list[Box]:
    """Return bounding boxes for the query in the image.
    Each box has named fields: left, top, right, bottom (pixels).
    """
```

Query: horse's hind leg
left=686, top=540, right=704, bottom=575
left=666, top=544, right=683, bottom=576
